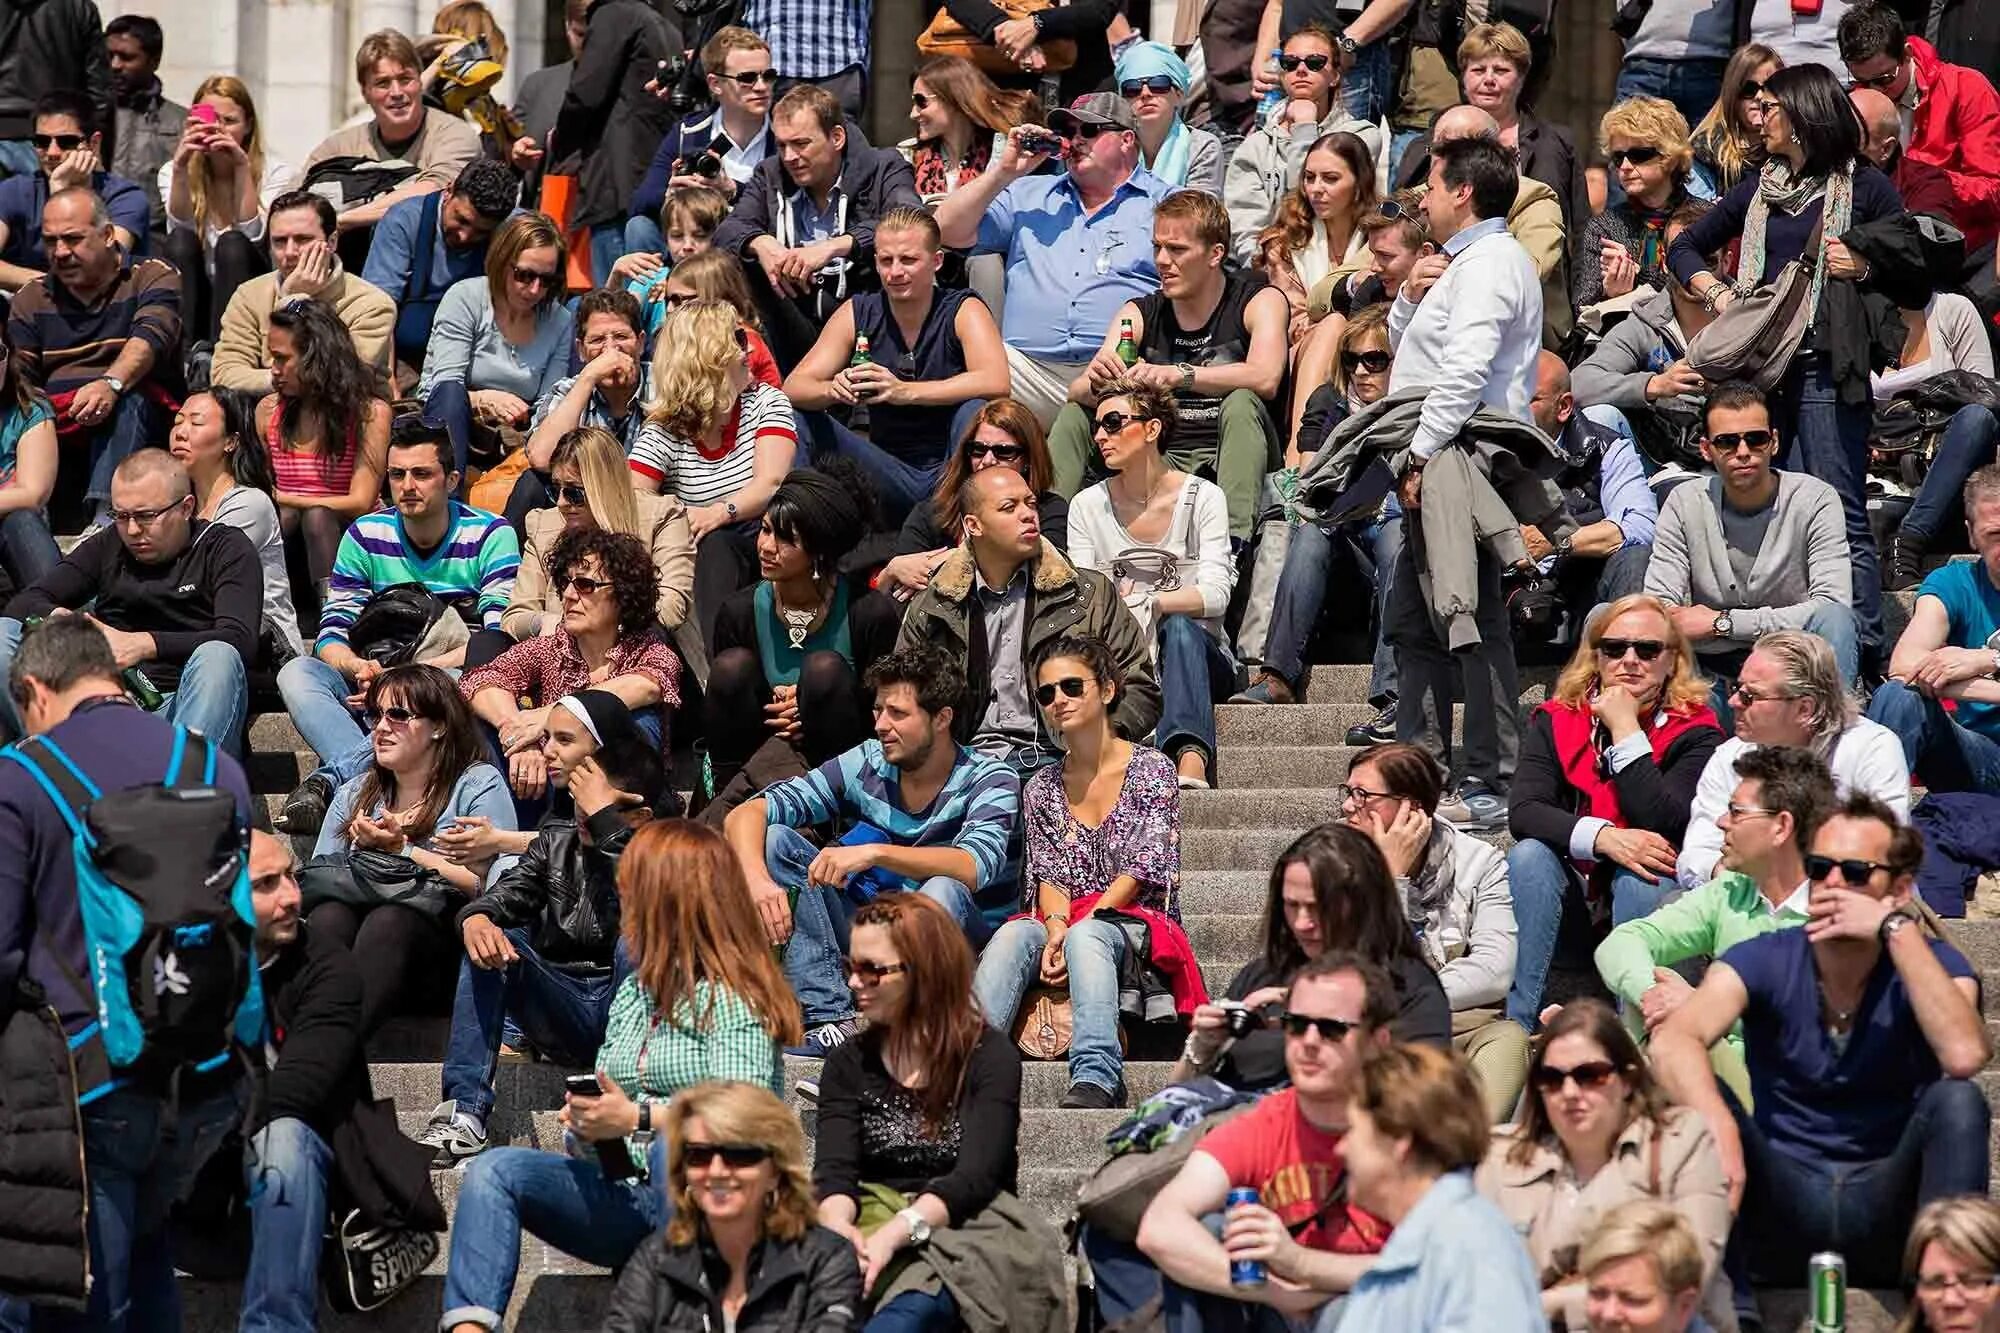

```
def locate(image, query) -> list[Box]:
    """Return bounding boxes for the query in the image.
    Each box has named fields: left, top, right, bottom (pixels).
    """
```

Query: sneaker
left=793, top=1076, right=821, bottom=1104
left=1438, top=780, right=1508, bottom=831
left=275, top=773, right=336, bottom=836
left=1060, top=1081, right=1125, bottom=1110
left=1344, top=695, right=1397, bottom=746
left=1228, top=673, right=1296, bottom=705
left=416, top=1100, right=488, bottom=1168
left=785, top=1019, right=857, bottom=1058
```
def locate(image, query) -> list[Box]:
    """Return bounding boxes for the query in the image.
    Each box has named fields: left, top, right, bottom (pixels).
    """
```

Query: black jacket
left=258, top=921, right=366, bottom=1142
left=457, top=805, right=634, bottom=974
left=1821, top=212, right=1944, bottom=408
left=712, top=137, right=922, bottom=295
left=0, top=972, right=85, bottom=1308
left=603, top=1225, right=863, bottom=1333
left=1396, top=113, right=1590, bottom=257
left=553, top=0, right=679, bottom=230
left=1508, top=705, right=1722, bottom=855
left=0, top=0, right=113, bottom=160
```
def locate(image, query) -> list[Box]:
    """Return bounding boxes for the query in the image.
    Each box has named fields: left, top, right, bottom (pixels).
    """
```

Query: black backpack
left=300, top=156, right=423, bottom=215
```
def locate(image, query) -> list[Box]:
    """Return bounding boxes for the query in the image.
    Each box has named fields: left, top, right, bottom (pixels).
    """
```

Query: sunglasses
left=1530, top=1060, right=1620, bottom=1092
left=725, top=68, right=778, bottom=87
left=846, top=958, right=909, bottom=984
left=1804, top=854, right=1892, bottom=884
left=31, top=133, right=85, bottom=151
left=968, top=441, right=1026, bottom=464
left=1739, top=79, right=1765, bottom=100
left=1341, top=349, right=1392, bottom=374
left=1280, top=1012, right=1355, bottom=1041
left=1093, top=410, right=1152, bottom=437
left=1376, top=196, right=1431, bottom=238
left=561, top=574, right=607, bottom=596
left=734, top=325, right=750, bottom=353
left=1279, top=52, right=1332, bottom=72
left=365, top=705, right=419, bottom=729
left=911, top=91, right=932, bottom=110
left=681, top=1141, right=773, bottom=1169
left=1597, top=637, right=1666, bottom=662
left=1608, top=146, right=1664, bottom=168
left=555, top=483, right=588, bottom=506
left=1035, top=677, right=1089, bottom=706
left=1708, top=429, right=1775, bottom=454
left=1729, top=682, right=1797, bottom=704
left=1849, top=68, right=1901, bottom=90
left=1119, top=75, right=1178, bottom=98
left=512, top=265, right=560, bottom=290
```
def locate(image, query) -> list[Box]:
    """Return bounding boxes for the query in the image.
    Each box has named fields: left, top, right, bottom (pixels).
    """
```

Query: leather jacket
left=456, top=805, right=633, bottom=973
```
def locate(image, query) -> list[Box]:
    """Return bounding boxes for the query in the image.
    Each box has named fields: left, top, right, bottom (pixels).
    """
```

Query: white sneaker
left=416, top=1099, right=488, bottom=1167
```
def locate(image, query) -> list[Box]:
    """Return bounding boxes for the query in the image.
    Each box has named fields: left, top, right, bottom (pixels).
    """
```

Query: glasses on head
left=1119, top=75, right=1178, bottom=97
left=1738, top=79, right=1766, bottom=100
left=561, top=574, right=608, bottom=597
left=511, top=265, right=560, bottom=290
left=1608, top=146, right=1664, bottom=168
left=1916, top=1272, right=2000, bottom=1298
left=968, top=440, right=1026, bottom=464
left=1849, top=68, right=1901, bottom=90
left=1279, top=1012, right=1355, bottom=1042
left=1729, top=682, right=1798, bottom=704
left=31, top=133, right=85, bottom=151
left=1035, top=677, right=1089, bottom=706
left=1093, top=410, right=1152, bottom=437
left=1597, top=637, right=1666, bottom=662
left=1530, top=1060, right=1620, bottom=1093
left=1334, top=782, right=1393, bottom=808
left=725, top=68, right=778, bottom=87
left=1278, top=52, right=1332, bottom=72
left=846, top=958, right=909, bottom=985
left=555, top=483, right=588, bottom=506
left=1804, top=853, right=1892, bottom=884
left=681, top=1141, right=773, bottom=1169
left=1708, top=429, right=1775, bottom=454
left=109, top=500, right=184, bottom=528
left=1724, top=802, right=1780, bottom=821
left=1375, top=196, right=1431, bottom=238
left=1340, top=349, right=1392, bottom=375
left=365, top=705, right=419, bottom=729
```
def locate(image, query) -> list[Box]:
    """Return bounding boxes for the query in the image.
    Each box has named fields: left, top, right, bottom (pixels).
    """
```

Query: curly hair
left=1258, top=131, right=1379, bottom=274
left=269, top=298, right=378, bottom=457
left=645, top=298, right=744, bottom=440
left=547, top=527, right=659, bottom=639
left=1600, top=95, right=1694, bottom=184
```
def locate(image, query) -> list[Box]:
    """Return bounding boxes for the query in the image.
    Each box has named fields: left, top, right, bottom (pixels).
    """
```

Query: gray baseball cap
left=1049, top=93, right=1139, bottom=138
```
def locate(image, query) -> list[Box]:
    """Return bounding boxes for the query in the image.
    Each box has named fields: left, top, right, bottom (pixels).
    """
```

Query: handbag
left=1110, top=484, right=1205, bottom=653
left=297, top=849, right=466, bottom=922
left=917, top=0, right=1077, bottom=76
left=1013, top=985, right=1074, bottom=1059
left=1686, top=216, right=1825, bottom=393
left=322, top=1209, right=439, bottom=1313
left=1075, top=1099, right=1259, bottom=1242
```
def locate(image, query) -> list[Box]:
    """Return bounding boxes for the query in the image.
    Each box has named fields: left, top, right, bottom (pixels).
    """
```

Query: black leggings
left=306, top=898, right=459, bottom=1035
left=281, top=505, right=346, bottom=587
left=704, top=646, right=869, bottom=789
left=164, top=227, right=266, bottom=345
left=694, top=526, right=762, bottom=654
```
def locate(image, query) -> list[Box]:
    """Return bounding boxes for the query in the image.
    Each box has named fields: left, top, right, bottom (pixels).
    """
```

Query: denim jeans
left=1613, top=58, right=1727, bottom=154
left=441, top=1136, right=670, bottom=1330
left=422, top=378, right=480, bottom=478
left=589, top=222, right=626, bottom=287
left=0, top=137, right=36, bottom=179
left=1902, top=405, right=2000, bottom=543
left=1262, top=511, right=1401, bottom=703
left=240, top=1117, right=333, bottom=1333
left=0, top=620, right=247, bottom=753
left=623, top=214, right=664, bottom=260
left=442, top=928, right=630, bottom=1122
left=796, top=401, right=983, bottom=524
left=1154, top=614, right=1236, bottom=772
left=1505, top=837, right=1678, bottom=1031
left=973, top=915, right=1128, bottom=1094
left=83, top=393, right=160, bottom=506
left=1702, top=602, right=1861, bottom=732
left=867, top=1289, right=962, bottom=1333
left=1339, top=41, right=1394, bottom=124
left=0, top=508, right=59, bottom=587
left=1866, top=678, right=2000, bottom=793
left=1778, top=353, right=1882, bottom=651
left=276, top=654, right=375, bottom=786
left=768, top=825, right=990, bottom=1027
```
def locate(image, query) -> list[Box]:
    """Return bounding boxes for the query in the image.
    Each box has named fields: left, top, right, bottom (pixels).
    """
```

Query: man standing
left=360, top=157, right=518, bottom=374
left=549, top=0, right=677, bottom=285
left=0, top=91, right=150, bottom=290
left=935, top=96, right=1172, bottom=426
left=104, top=15, right=182, bottom=252
left=740, top=0, right=870, bottom=122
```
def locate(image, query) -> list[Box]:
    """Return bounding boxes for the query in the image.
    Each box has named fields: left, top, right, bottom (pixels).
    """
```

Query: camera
left=1218, top=1000, right=1266, bottom=1039
left=1017, top=128, right=1067, bottom=158
left=690, top=151, right=724, bottom=180
left=656, top=54, right=701, bottom=116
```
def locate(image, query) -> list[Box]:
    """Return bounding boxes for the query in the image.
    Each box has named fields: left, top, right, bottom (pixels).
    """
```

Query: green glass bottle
left=1116, top=318, right=1139, bottom=367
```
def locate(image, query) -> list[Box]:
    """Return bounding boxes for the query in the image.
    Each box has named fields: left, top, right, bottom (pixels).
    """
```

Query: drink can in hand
left=1227, top=1187, right=1265, bottom=1288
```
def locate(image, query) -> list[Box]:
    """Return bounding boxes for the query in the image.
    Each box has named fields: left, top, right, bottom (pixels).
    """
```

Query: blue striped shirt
left=316, top=501, right=521, bottom=651
left=740, top=0, right=870, bottom=79
left=762, top=739, right=1020, bottom=893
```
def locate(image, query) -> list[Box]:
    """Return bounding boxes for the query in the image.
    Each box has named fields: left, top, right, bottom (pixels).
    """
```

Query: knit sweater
left=211, top=267, right=396, bottom=397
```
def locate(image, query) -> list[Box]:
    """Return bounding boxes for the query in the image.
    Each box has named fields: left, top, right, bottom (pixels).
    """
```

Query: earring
left=432, top=732, right=443, bottom=741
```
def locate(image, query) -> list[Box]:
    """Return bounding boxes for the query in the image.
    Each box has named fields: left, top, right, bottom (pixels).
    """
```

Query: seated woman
left=1068, top=378, right=1235, bottom=790
left=903, top=56, right=1034, bottom=204
left=876, top=397, right=1070, bottom=602
left=302, top=664, right=517, bottom=1034
left=441, top=819, right=802, bottom=1333
left=1175, top=822, right=1450, bottom=1090
left=602, top=1081, right=862, bottom=1333
left=1576, top=1202, right=1713, bottom=1333
left=1475, top=1000, right=1732, bottom=1332
left=1574, top=96, right=1695, bottom=311
left=1879, top=288, right=1997, bottom=588
left=461, top=528, right=682, bottom=815
left=1116, top=42, right=1222, bottom=195
left=159, top=75, right=293, bottom=342
left=631, top=244, right=783, bottom=384
left=974, top=635, right=1203, bottom=1110
left=703, top=468, right=899, bottom=816
left=815, top=892, right=1068, bottom=1333
left=1897, top=1197, right=2000, bottom=1333
left=169, top=386, right=304, bottom=662
left=1341, top=742, right=1526, bottom=1120
left=0, top=332, right=60, bottom=589
left=1506, top=594, right=1723, bottom=1034
left=255, top=298, right=391, bottom=606
left=418, top=211, right=576, bottom=477
left=629, top=299, right=796, bottom=649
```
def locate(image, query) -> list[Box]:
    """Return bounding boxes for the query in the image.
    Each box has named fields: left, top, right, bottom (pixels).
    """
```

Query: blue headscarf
left=1114, top=41, right=1194, bottom=187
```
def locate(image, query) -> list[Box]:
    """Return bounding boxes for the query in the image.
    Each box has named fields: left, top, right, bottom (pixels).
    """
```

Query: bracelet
left=1181, top=1034, right=1219, bottom=1070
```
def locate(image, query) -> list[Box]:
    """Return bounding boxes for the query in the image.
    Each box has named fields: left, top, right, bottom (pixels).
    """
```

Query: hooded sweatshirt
left=1223, top=106, right=1384, bottom=266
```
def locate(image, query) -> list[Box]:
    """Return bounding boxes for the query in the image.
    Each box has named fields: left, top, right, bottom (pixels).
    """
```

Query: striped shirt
left=628, top=381, right=795, bottom=506
left=740, top=0, right=871, bottom=79
left=8, top=258, right=182, bottom=397
left=763, top=738, right=1020, bottom=893
left=316, top=500, right=520, bottom=651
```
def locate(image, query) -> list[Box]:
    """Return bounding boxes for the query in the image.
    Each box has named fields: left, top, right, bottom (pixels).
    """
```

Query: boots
left=1886, top=531, right=1926, bottom=592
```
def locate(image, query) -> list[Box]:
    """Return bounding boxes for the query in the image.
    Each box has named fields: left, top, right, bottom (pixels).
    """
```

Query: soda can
left=1226, top=1187, right=1266, bottom=1289
left=1810, top=1251, right=1846, bottom=1332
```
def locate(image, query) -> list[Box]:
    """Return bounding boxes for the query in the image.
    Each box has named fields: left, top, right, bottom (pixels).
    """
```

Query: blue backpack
left=4, top=727, right=263, bottom=1085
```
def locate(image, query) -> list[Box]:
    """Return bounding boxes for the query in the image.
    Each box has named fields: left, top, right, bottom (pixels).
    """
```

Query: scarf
left=1115, top=41, right=1194, bottom=187
left=1739, top=157, right=1855, bottom=323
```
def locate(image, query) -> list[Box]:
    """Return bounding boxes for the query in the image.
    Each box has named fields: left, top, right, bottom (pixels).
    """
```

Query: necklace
left=1112, top=467, right=1175, bottom=525
left=773, top=581, right=826, bottom=650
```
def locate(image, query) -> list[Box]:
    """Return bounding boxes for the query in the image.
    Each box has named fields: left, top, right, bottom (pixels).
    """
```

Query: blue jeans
left=422, top=378, right=479, bottom=478
left=973, top=915, right=1127, bottom=1094
left=240, top=1117, right=333, bottom=1333
left=867, top=1289, right=962, bottom=1333
left=589, top=223, right=626, bottom=287
left=441, top=1136, right=670, bottom=1331
left=623, top=214, right=664, bottom=259
left=0, top=620, right=247, bottom=753
left=442, top=929, right=630, bottom=1122
left=0, top=138, right=36, bottom=179
left=796, top=401, right=983, bottom=525
left=0, top=508, right=59, bottom=587
left=1902, top=405, right=2000, bottom=543
left=1505, top=837, right=1678, bottom=1031
left=1154, top=613, right=1236, bottom=772
left=1261, top=511, right=1401, bottom=703
left=1779, top=353, right=1882, bottom=651
left=1866, top=678, right=2000, bottom=793
left=1703, top=602, right=1860, bottom=732
left=1340, top=42, right=1393, bottom=124
left=1387, top=127, right=1425, bottom=184
left=276, top=654, right=374, bottom=786
left=767, top=825, right=989, bottom=1027
left=82, top=392, right=159, bottom=506
left=1613, top=58, right=1727, bottom=152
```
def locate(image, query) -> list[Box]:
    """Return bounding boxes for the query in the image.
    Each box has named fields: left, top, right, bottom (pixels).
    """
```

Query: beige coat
left=211, top=266, right=396, bottom=397
left=1475, top=1105, right=1735, bottom=1333
left=504, top=497, right=699, bottom=662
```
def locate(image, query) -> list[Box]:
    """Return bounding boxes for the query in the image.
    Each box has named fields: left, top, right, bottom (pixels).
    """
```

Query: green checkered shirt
left=596, top=977, right=783, bottom=1103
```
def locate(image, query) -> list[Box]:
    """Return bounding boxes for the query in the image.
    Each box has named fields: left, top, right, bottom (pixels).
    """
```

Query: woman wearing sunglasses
left=1575, top=97, right=1696, bottom=310
left=631, top=247, right=785, bottom=381
left=603, top=1081, right=861, bottom=1333
left=1112, top=42, right=1222, bottom=195
left=904, top=56, right=1036, bottom=203
left=1476, top=1000, right=1733, bottom=1332
left=1506, top=594, right=1723, bottom=1034
left=814, top=891, right=1066, bottom=1333
left=442, top=819, right=802, bottom=1333
left=878, top=398, right=1070, bottom=600
left=303, top=663, right=518, bottom=1033
left=972, top=635, right=1202, bottom=1109
left=1895, top=1198, right=2000, bottom=1333
left=417, top=211, right=576, bottom=478
left=1689, top=44, right=1782, bottom=198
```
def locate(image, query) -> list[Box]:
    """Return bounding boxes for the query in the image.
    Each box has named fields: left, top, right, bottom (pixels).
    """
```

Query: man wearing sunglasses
left=1136, top=953, right=1396, bottom=1331
left=630, top=25, right=776, bottom=249
left=0, top=90, right=147, bottom=293
left=1643, top=380, right=1860, bottom=722
left=1652, top=794, right=1990, bottom=1313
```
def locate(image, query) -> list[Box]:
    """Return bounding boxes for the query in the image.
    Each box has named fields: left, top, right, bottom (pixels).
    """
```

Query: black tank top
left=849, top=287, right=981, bottom=467
left=1135, top=266, right=1269, bottom=454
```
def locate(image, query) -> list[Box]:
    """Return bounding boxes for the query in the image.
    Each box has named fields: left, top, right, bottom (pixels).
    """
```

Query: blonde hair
left=1553, top=593, right=1711, bottom=711
left=1457, top=21, right=1532, bottom=73
left=647, top=299, right=743, bottom=440
left=1694, top=43, right=1781, bottom=186
left=185, top=77, right=266, bottom=239
left=1600, top=95, right=1694, bottom=183
left=1897, top=1198, right=2000, bottom=1333
left=432, top=0, right=508, bottom=66
left=549, top=427, right=642, bottom=537
left=662, top=1082, right=815, bottom=1248
left=1578, top=1200, right=1706, bottom=1298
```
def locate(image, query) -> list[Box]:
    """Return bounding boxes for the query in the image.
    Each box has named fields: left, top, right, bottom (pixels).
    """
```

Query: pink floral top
left=1022, top=745, right=1182, bottom=919
left=458, top=631, right=683, bottom=725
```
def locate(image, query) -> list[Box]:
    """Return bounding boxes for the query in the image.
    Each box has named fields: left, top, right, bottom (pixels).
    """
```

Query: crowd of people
left=2, top=0, right=2000, bottom=1330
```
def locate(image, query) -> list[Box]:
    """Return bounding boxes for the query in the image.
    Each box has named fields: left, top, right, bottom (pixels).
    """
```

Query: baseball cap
left=1049, top=92, right=1139, bottom=139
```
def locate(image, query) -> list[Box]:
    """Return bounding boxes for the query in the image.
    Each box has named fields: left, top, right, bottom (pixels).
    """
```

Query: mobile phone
left=564, top=1073, right=604, bottom=1098
left=1790, top=0, right=1821, bottom=13
left=189, top=103, right=219, bottom=126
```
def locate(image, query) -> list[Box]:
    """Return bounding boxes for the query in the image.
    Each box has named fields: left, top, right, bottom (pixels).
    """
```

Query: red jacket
left=1905, top=36, right=2000, bottom=252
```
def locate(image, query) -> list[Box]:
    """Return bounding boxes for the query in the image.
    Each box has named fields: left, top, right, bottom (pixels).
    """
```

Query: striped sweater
left=8, top=257, right=182, bottom=397
left=316, top=501, right=520, bottom=652
left=762, top=738, right=1020, bottom=893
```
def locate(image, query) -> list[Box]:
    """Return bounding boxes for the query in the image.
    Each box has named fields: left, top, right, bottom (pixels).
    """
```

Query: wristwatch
left=1713, top=611, right=1733, bottom=639
left=896, top=1207, right=933, bottom=1245
left=1176, top=362, right=1196, bottom=392
left=1336, top=32, right=1359, bottom=55
left=1879, top=908, right=1917, bottom=943
left=1988, top=648, right=2000, bottom=680
left=98, top=375, right=125, bottom=396
left=725, top=500, right=738, bottom=520
left=637, top=1101, right=653, bottom=1134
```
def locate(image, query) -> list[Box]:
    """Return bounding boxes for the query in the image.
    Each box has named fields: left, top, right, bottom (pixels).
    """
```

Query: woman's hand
left=206, top=128, right=249, bottom=169
left=469, top=389, right=532, bottom=428
left=1038, top=921, right=1069, bottom=985
left=562, top=1069, right=640, bottom=1142
left=434, top=814, right=510, bottom=865
left=1360, top=803, right=1431, bottom=878
left=861, top=1220, right=912, bottom=1296
left=499, top=706, right=551, bottom=754
left=509, top=749, right=549, bottom=800
left=876, top=551, right=945, bottom=601
left=1599, top=239, right=1639, bottom=298
left=349, top=811, right=408, bottom=854
left=765, top=684, right=802, bottom=740
left=1592, top=824, right=1679, bottom=883
left=1706, top=283, right=1736, bottom=313
left=172, top=118, right=213, bottom=170
left=822, top=1214, right=867, bottom=1261
left=992, top=15, right=1038, bottom=59
left=687, top=503, right=734, bottom=540
left=1589, top=682, right=1643, bottom=740
left=609, top=250, right=663, bottom=285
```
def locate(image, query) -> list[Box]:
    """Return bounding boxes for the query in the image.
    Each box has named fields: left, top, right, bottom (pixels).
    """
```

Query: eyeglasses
left=1597, top=637, right=1666, bottom=662
left=681, top=1141, right=774, bottom=1169
left=1279, top=1012, right=1355, bottom=1041
left=1739, top=79, right=1766, bottom=100
left=734, top=325, right=750, bottom=353
left=1530, top=1060, right=1621, bottom=1092
left=30, top=133, right=85, bottom=151
left=561, top=574, right=607, bottom=597
left=555, top=483, right=588, bottom=506
left=1805, top=854, right=1892, bottom=884
left=1608, top=146, right=1664, bottom=168
left=1093, top=411, right=1152, bottom=437
left=1333, top=782, right=1393, bottom=807
left=1729, top=682, right=1799, bottom=704
left=364, top=705, right=419, bottom=729
left=1341, top=349, right=1392, bottom=374
left=512, top=265, right=560, bottom=290
left=1278, top=52, right=1332, bottom=73
left=1119, top=75, right=1178, bottom=97
left=1035, top=677, right=1089, bottom=706
left=1915, top=1272, right=2000, bottom=1297
left=846, top=958, right=909, bottom=985
left=1849, top=68, right=1901, bottom=90
left=109, top=500, right=185, bottom=528
left=1708, top=429, right=1775, bottom=454
left=968, top=441, right=1026, bottom=464
left=725, top=68, right=778, bottom=87
left=1724, top=802, right=1781, bottom=821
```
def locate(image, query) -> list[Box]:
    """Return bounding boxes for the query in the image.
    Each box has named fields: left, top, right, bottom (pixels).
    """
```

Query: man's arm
left=358, top=204, right=416, bottom=295
left=0, top=217, right=42, bottom=293
left=1137, top=1152, right=1239, bottom=1295
left=1589, top=434, right=1656, bottom=551
left=1404, top=263, right=1526, bottom=460
left=1888, top=594, right=1952, bottom=681
left=711, top=168, right=778, bottom=260
left=122, top=260, right=181, bottom=385
left=261, top=940, right=364, bottom=1130
left=1594, top=880, right=1722, bottom=1008
left=1640, top=489, right=1694, bottom=607
left=933, top=150, right=1021, bottom=251
left=1184, top=286, right=1287, bottom=400
left=1651, top=962, right=1752, bottom=1201
left=1069, top=302, right=1141, bottom=404
left=210, top=286, right=275, bottom=394
left=782, top=301, right=861, bottom=410
left=336, top=178, right=441, bottom=232
left=1887, top=924, right=1991, bottom=1077
left=5, top=532, right=107, bottom=619
left=899, top=296, right=1008, bottom=406
left=869, top=844, right=979, bottom=887
left=1674, top=748, right=1731, bottom=889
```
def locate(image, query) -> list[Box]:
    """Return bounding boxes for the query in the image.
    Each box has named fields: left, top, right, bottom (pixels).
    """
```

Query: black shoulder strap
left=405, top=190, right=445, bottom=305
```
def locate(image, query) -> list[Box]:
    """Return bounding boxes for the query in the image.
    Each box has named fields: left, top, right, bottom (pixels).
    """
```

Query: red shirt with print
left=1196, top=1088, right=1391, bottom=1255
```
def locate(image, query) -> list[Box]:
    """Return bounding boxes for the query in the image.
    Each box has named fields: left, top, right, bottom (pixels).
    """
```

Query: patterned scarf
left=1737, top=157, right=1855, bottom=323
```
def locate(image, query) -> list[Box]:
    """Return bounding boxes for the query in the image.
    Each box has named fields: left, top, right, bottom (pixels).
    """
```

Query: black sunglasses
left=1093, top=410, right=1152, bottom=437
left=681, top=1141, right=773, bottom=1169
left=734, top=325, right=750, bottom=353
left=1278, top=52, right=1332, bottom=72
left=1804, top=854, right=1893, bottom=884
left=725, top=68, right=778, bottom=87
left=1280, top=1012, right=1355, bottom=1041
left=364, top=705, right=419, bottom=728
left=1708, top=429, right=1775, bottom=454
left=1598, top=637, right=1666, bottom=662
left=1119, top=75, right=1178, bottom=97
left=31, top=133, right=85, bottom=151
left=1035, top=677, right=1089, bottom=706
left=562, top=574, right=607, bottom=596
left=555, top=483, right=588, bottom=506
left=1739, top=79, right=1765, bottom=100
left=1531, top=1060, right=1620, bottom=1092
left=968, top=441, right=1026, bottom=464
left=846, top=958, right=909, bottom=984
left=911, top=91, right=932, bottom=110
left=1341, top=349, right=1392, bottom=374
left=1376, top=196, right=1431, bottom=238
left=512, top=265, right=560, bottom=290
left=1608, top=146, right=1664, bottom=168
left=1849, top=69, right=1901, bottom=90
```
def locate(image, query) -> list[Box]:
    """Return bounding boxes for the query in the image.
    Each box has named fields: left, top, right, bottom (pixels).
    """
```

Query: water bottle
left=1257, top=49, right=1285, bottom=127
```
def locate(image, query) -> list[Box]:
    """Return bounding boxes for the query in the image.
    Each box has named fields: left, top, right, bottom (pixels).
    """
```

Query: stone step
left=1212, top=745, right=1368, bottom=789
left=1181, top=788, right=1349, bottom=828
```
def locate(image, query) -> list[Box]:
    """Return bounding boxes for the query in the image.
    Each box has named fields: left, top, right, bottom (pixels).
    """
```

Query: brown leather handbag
left=1012, top=986, right=1074, bottom=1060
left=917, top=0, right=1077, bottom=76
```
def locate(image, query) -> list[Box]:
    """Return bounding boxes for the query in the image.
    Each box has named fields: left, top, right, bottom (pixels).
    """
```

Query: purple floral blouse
left=1022, top=745, right=1182, bottom=920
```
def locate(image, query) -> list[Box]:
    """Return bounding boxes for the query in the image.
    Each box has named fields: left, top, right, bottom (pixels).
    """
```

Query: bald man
left=0, top=447, right=261, bottom=751
left=1850, top=85, right=1963, bottom=229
